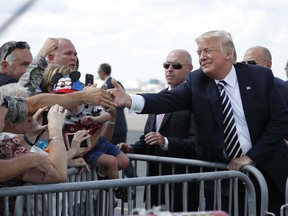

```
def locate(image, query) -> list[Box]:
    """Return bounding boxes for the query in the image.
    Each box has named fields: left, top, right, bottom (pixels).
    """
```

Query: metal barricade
left=126, top=154, right=272, bottom=216
left=0, top=154, right=282, bottom=215
left=0, top=171, right=256, bottom=216
left=280, top=178, right=288, bottom=216
left=13, top=167, right=98, bottom=216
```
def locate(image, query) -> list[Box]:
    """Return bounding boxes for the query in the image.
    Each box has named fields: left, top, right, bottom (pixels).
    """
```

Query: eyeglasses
left=2, top=41, right=30, bottom=60
left=163, top=62, right=189, bottom=70
left=241, top=60, right=257, bottom=65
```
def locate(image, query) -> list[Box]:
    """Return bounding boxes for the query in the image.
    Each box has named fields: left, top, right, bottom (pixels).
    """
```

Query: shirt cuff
left=160, top=137, right=168, bottom=151
left=129, top=94, right=145, bottom=113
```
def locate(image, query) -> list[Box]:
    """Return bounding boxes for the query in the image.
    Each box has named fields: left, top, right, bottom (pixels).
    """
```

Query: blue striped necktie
left=217, top=81, right=243, bottom=160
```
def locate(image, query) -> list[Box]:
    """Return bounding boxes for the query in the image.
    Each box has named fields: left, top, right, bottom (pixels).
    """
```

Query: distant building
left=93, top=77, right=166, bottom=93
left=141, top=79, right=165, bottom=92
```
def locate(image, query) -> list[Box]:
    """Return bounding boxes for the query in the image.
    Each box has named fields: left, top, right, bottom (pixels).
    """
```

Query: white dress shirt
left=215, top=66, right=252, bottom=154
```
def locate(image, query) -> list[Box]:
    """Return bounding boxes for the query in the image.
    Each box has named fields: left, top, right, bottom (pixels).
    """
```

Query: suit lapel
left=235, top=66, right=257, bottom=136
left=158, top=112, right=172, bottom=131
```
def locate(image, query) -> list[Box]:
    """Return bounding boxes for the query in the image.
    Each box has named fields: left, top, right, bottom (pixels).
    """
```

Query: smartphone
left=42, top=111, right=48, bottom=125
left=85, top=74, right=94, bottom=86
left=64, top=132, right=91, bottom=150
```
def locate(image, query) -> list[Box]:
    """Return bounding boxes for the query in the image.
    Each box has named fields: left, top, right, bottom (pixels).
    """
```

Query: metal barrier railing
left=280, top=178, right=288, bottom=216
left=0, top=171, right=256, bottom=216
left=126, top=154, right=271, bottom=216
left=0, top=154, right=283, bottom=215
left=13, top=167, right=98, bottom=216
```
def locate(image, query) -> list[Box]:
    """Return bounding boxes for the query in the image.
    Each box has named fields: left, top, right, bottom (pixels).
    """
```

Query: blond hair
left=40, top=64, right=72, bottom=92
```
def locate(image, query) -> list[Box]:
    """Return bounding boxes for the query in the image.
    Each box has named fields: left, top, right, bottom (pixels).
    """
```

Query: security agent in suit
left=98, top=63, right=128, bottom=144
left=112, top=31, right=288, bottom=215
left=242, top=45, right=288, bottom=106
left=118, top=49, right=198, bottom=211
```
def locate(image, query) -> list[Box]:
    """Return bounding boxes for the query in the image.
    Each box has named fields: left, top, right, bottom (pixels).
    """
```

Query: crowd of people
left=0, top=30, right=287, bottom=215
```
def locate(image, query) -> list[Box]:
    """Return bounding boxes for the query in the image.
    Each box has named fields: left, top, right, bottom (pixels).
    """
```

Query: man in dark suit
left=242, top=45, right=288, bottom=105
left=118, top=49, right=199, bottom=211
left=112, top=30, right=288, bottom=215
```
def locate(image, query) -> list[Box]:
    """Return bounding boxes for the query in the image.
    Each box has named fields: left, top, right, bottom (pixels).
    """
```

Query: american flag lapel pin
left=246, top=86, right=251, bottom=90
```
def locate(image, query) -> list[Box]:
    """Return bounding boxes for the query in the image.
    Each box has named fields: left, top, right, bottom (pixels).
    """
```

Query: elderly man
left=112, top=30, right=288, bottom=215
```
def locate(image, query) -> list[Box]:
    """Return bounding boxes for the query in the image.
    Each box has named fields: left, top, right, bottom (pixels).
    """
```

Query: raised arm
left=22, top=104, right=68, bottom=183
left=25, top=85, right=113, bottom=115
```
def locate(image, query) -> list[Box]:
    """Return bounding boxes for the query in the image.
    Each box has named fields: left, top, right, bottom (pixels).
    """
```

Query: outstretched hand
left=110, top=78, right=133, bottom=108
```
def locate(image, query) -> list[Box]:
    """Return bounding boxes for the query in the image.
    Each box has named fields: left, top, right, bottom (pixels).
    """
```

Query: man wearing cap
left=0, top=41, right=32, bottom=85
left=0, top=38, right=59, bottom=97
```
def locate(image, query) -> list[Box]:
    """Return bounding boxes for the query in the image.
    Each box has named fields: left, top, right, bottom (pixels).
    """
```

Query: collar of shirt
left=215, top=65, right=237, bottom=89
left=104, top=76, right=111, bottom=83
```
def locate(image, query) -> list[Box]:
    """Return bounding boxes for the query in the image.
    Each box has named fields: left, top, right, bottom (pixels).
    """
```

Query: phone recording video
left=64, top=133, right=91, bottom=151
left=42, top=111, right=48, bottom=125
left=85, top=74, right=94, bottom=86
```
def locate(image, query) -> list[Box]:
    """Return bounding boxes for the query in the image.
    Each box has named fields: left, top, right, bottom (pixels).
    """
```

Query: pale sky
left=1, top=0, right=288, bottom=85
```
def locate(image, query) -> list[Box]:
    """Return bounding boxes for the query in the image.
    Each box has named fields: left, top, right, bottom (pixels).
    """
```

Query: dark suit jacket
left=131, top=88, right=198, bottom=210
left=275, top=77, right=288, bottom=105
left=140, top=63, right=288, bottom=196
left=105, top=77, right=127, bottom=142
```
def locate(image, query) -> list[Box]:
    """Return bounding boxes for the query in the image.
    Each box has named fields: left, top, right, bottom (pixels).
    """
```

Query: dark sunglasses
left=241, top=60, right=257, bottom=65
left=163, top=62, right=189, bottom=70
left=3, top=41, right=30, bottom=60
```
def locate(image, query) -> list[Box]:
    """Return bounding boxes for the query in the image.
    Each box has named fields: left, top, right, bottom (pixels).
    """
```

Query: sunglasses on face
left=163, top=62, right=189, bottom=70
left=241, top=60, right=257, bottom=65
left=3, top=41, right=30, bottom=60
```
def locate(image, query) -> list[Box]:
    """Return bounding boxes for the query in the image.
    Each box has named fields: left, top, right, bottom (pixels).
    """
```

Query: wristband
left=23, top=135, right=34, bottom=146
left=49, top=136, right=64, bottom=142
left=108, top=121, right=115, bottom=125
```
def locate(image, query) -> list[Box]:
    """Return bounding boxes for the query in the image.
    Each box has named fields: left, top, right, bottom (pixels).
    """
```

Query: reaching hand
left=117, top=142, right=133, bottom=153
left=81, top=85, right=114, bottom=109
left=110, top=78, right=132, bottom=108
